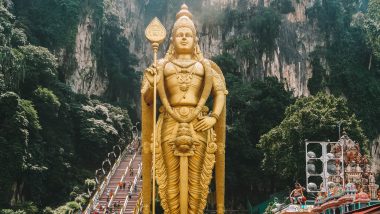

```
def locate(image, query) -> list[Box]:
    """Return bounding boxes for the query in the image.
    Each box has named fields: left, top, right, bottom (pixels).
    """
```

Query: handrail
left=84, top=136, right=138, bottom=214
left=84, top=148, right=128, bottom=213
left=120, top=162, right=142, bottom=214
left=106, top=147, right=139, bottom=210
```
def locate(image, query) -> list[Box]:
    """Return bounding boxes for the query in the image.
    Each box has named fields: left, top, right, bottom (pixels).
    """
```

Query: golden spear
left=145, top=17, right=166, bottom=214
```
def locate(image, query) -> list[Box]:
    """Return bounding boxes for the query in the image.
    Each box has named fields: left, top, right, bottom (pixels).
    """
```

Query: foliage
left=212, top=52, right=239, bottom=74
left=65, top=201, right=81, bottom=211
left=42, top=207, right=53, bottom=214
left=0, top=92, right=45, bottom=207
left=89, top=1, right=140, bottom=119
left=18, top=45, right=57, bottom=95
left=12, top=0, right=81, bottom=49
left=361, top=0, right=380, bottom=59
left=264, top=201, right=276, bottom=214
left=0, top=2, right=133, bottom=211
left=0, top=210, right=26, bottom=214
left=12, top=202, right=39, bottom=214
left=213, top=53, right=294, bottom=205
left=306, top=0, right=380, bottom=139
left=223, top=7, right=281, bottom=60
left=52, top=179, right=92, bottom=213
left=307, top=49, right=327, bottom=95
left=271, top=0, right=295, bottom=14
left=352, top=0, right=380, bottom=60
left=85, top=178, right=96, bottom=190
left=0, top=2, right=15, bottom=46
left=0, top=42, right=57, bottom=96
left=32, top=87, right=61, bottom=118
left=73, top=100, right=132, bottom=166
left=0, top=5, right=27, bottom=91
left=0, top=74, right=5, bottom=93
left=258, top=93, right=368, bottom=189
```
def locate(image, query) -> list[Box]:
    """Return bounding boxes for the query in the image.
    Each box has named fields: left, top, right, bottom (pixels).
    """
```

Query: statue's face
left=173, top=27, right=195, bottom=54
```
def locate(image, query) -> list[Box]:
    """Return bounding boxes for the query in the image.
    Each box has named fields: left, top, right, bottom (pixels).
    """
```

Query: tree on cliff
left=258, top=93, right=368, bottom=190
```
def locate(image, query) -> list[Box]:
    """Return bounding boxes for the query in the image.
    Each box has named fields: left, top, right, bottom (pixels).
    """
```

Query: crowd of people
left=91, top=186, right=139, bottom=214
left=91, top=200, right=122, bottom=214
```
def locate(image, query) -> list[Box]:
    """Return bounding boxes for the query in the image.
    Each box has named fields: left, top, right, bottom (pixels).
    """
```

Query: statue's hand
left=194, top=116, right=217, bottom=131
left=144, top=64, right=160, bottom=87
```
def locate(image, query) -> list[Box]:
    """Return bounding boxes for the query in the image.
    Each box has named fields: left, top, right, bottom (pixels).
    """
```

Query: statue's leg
left=162, top=119, right=180, bottom=214
left=162, top=141, right=180, bottom=214
left=188, top=133, right=207, bottom=214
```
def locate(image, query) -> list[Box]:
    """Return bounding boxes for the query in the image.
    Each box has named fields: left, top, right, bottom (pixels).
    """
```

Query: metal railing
left=120, top=162, right=143, bottom=214
left=84, top=135, right=139, bottom=214
left=106, top=148, right=139, bottom=210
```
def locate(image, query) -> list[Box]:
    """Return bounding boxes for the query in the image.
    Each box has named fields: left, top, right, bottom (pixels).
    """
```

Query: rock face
left=68, top=14, right=108, bottom=96
left=59, top=0, right=364, bottom=99
left=67, top=0, right=323, bottom=97
left=65, top=0, right=380, bottom=176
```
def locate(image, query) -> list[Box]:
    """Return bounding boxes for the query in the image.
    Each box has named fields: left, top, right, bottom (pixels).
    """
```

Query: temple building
left=275, top=133, right=380, bottom=214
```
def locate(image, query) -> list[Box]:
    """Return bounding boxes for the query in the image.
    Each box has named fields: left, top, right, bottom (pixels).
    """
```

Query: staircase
left=119, top=155, right=142, bottom=214
left=85, top=137, right=143, bottom=214
left=100, top=154, right=140, bottom=213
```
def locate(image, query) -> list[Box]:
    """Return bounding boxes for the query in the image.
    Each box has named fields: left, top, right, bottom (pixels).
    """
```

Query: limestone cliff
left=67, top=0, right=322, bottom=97
left=79, top=1, right=380, bottom=168
left=68, top=13, right=108, bottom=96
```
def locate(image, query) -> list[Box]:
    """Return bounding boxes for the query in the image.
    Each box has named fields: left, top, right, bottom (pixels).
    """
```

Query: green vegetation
left=217, top=0, right=377, bottom=209
left=213, top=52, right=295, bottom=206
left=306, top=0, right=380, bottom=139
left=0, top=2, right=132, bottom=212
left=11, top=0, right=140, bottom=119
left=259, top=93, right=368, bottom=190
left=272, top=0, right=295, bottom=14
left=12, top=0, right=81, bottom=49
left=92, top=8, right=139, bottom=110
left=364, top=0, right=380, bottom=59
left=223, top=6, right=281, bottom=61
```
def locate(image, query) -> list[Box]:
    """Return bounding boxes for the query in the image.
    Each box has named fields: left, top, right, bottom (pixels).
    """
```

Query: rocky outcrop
left=64, top=0, right=380, bottom=173
left=192, top=0, right=319, bottom=96
left=68, top=14, right=108, bottom=96
left=133, top=0, right=319, bottom=96
left=67, top=0, right=323, bottom=97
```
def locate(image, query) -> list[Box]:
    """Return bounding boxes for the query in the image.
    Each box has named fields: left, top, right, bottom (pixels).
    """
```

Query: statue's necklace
left=171, top=60, right=197, bottom=98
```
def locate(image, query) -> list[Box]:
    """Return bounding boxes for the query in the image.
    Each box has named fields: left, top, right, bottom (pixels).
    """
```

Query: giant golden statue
left=141, top=4, right=227, bottom=214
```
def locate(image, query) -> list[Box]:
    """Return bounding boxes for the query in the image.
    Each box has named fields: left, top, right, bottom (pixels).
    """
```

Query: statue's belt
left=159, top=105, right=209, bottom=120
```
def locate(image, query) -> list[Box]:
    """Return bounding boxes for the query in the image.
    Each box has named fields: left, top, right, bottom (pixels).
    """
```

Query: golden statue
left=141, top=4, right=227, bottom=214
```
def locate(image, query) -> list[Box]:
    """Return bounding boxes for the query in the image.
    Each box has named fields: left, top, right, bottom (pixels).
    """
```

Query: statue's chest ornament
left=172, top=61, right=197, bottom=98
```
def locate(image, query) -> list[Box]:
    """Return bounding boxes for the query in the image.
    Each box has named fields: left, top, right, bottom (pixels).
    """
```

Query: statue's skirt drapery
left=153, top=106, right=217, bottom=214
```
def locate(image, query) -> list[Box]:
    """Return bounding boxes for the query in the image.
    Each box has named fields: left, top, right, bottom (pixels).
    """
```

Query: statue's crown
left=173, top=4, right=196, bottom=35
left=176, top=4, right=193, bottom=19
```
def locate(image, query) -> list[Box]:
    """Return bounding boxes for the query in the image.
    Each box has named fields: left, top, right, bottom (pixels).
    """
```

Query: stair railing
left=84, top=136, right=138, bottom=214
left=106, top=146, right=139, bottom=211
left=120, top=162, right=143, bottom=214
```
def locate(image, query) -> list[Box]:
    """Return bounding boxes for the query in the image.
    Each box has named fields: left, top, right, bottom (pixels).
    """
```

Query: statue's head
left=166, top=4, right=202, bottom=59
left=172, top=4, right=197, bottom=54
